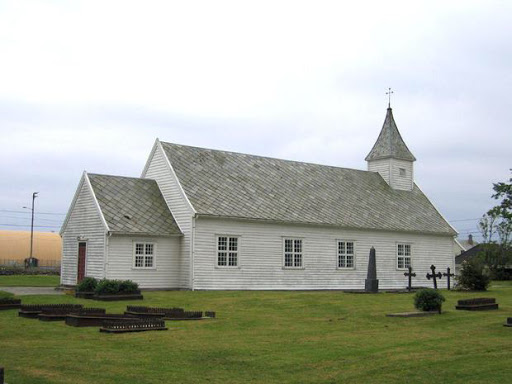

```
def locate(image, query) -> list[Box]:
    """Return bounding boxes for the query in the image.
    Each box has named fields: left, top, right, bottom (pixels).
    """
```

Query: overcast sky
left=0, top=1, right=510, bottom=241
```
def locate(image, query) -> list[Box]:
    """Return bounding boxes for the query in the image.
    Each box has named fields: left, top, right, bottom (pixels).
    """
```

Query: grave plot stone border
left=75, top=291, right=95, bottom=299
left=0, top=298, right=22, bottom=310
left=124, top=306, right=215, bottom=320
left=100, top=319, right=168, bottom=333
left=38, top=307, right=106, bottom=321
left=65, top=313, right=142, bottom=327
left=19, top=304, right=83, bottom=319
left=124, top=306, right=184, bottom=318
left=92, top=292, right=143, bottom=301
left=455, top=298, right=499, bottom=311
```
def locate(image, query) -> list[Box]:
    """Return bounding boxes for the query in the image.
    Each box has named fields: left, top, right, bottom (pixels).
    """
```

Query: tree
left=478, top=171, right=512, bottom=279
left=488, top=170, right=512, bottom=221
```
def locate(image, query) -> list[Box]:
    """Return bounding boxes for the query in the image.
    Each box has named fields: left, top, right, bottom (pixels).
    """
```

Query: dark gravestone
left=442, top=267, right=455, bottom=290
left=0, top=366, right=3, bottom=384
left=404, top=266, right=416, bottom=292
left=426, top=264, right=442, bottom=289
left=365, top=247, right=379, bottom=293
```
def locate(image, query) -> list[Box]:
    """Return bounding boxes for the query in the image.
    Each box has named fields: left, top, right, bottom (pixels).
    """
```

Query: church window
left=399, top=168, right=406, bottom=177
left=217, top=236, right=239, bottom=267
left=337, top=241, right=355, bottom=268
left=397, top=243, right=411, bottom=269
left=283, top=238, right=303, bottom=268
left=133, top=242, right=155, bottom=268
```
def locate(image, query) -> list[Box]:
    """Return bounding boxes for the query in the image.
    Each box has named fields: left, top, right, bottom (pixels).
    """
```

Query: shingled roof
left=88, top=173, right=181, bottom=236
left=365, top=108, right=416, bottom=162
left=160, top=142, right=456, bottom=236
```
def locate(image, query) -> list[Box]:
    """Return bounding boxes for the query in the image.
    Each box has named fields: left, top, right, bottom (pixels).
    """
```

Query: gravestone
left=426, top=264, right=442, bottom=289
left=442, top=267, right=455, bottom=290
left=404, top=266, right=416, bottom=292
left=365, top=247, right=379, bottom=293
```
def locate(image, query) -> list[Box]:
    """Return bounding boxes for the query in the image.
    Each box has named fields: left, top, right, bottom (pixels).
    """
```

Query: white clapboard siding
left=142, top=143, right=193, bottom=289
left=193, top=217, right=455, bottom=290
left=368, top=158, right=414, bottom=191
left=368, top=159, right=391, bottom=185
left=390, top=159, right=414, bottom=191
left=61, top=177, right=106, bottom=285
left=106, top=235, right=181, bottom=288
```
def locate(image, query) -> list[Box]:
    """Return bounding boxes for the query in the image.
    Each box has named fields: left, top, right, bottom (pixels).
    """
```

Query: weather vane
left=386, top=87, right=394, bottom=108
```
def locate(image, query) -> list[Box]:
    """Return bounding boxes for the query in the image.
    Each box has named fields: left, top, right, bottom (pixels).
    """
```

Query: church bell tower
left=365, top=107, right=416, bottom=191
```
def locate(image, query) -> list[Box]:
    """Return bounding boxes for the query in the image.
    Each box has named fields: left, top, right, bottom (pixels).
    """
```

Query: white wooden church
left=60, top=107, right=457, bottom=290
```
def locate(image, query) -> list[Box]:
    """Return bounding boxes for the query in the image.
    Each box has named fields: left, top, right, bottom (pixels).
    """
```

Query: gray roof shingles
left=365, top=108, right=416, bottom=162
left=88, top=173, right=181, bottom=236
left=160, top=142, right=456, bottom=236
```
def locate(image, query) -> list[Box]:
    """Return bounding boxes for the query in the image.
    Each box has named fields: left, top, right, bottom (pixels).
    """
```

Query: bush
left=0, top=290, right=15, bottom=301
left=490, top=267, right=512, bottom=281
left=457, top=260, right=491, bottom=291
left=414, top=289, right=445, bottom=313
left=76, top=277, right=98, bottom=292
left=94, top=279, right=139, bottom=295
left=119, top=280, right=139, bottom=294
left=95, top=279, right=121, bottom=295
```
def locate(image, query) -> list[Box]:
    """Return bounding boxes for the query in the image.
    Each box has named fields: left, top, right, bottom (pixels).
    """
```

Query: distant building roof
left=161, top=141, right=455, bottom=236
left=88, top=173, right=182, bottom=236
left=458, top=234, right=478, bottom=252
left=365, top=108, right=416, bottom=162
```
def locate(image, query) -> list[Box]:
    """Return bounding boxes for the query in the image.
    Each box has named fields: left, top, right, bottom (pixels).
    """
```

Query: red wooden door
left=77, top=242, right=87, bottom=283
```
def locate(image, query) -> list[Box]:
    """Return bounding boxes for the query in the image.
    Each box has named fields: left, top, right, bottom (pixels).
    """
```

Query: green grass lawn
left=0, top=274, right=60, bottom=287
left=1, top=284, right=511, bottom=384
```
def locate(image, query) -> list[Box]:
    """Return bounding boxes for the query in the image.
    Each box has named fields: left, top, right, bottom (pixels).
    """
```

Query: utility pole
left=29, top=192, right=38, bottom=267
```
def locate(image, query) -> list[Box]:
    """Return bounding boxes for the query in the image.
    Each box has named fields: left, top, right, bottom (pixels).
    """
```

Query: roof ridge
left=88, top=173, right=156, bottom=182
left=160, top=141, right=371, bottom=174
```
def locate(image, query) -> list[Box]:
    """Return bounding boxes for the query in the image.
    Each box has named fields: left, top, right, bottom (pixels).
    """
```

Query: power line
left=0, top=223, right=62, bottom=228
left=449, top=218, right=481, bottom=222
left=0, top=215, right=63, bottom=223
left=0, top=209, right=66, bottom=216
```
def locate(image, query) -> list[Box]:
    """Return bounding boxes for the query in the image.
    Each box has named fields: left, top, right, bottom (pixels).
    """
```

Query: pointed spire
left=365, top=107, right=416, bottom=162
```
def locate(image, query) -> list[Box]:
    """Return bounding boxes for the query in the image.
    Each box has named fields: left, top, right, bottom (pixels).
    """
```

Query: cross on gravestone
left=442, top=267, right=455, bottom=290
left=426, top=264, right=442, bottom=289
left=404, top=266, right=416, bottom=291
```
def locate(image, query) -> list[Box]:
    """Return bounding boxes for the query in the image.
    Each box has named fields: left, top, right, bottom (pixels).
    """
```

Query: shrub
left=93, top=279, right=139, bottom=295
left=95, top=279, right=121, bottom=295
left=119, top=280, right=139, bottom=294
left=490, top=267, right=512, bottom=281
left=0, top=290, right=15, bottom=301
left=457, top=260, right=491, bottom=291
left=76, top=277, right=98, bottom=292
left=414, top=289, right=445, bottom=313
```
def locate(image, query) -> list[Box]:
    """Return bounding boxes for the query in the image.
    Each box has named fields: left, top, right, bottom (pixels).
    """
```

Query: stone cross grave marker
left=442, top=267, right=455, bottom=290
left=404, top=266, right=416, bottom=291
left=426, top=264, right=442, bottom=289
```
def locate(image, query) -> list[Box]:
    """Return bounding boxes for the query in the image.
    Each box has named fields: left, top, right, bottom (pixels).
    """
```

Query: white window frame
left=215, top=235, right=240, bottom=268
left=396, top=243, right=412, bottom=270
left=283, top=238, right=304, bottom=269
left=132, top=241, right=157, bottom=269
left=337, top=240, right=355, bottom=269
left=399, top=167, right=406, bottom=177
